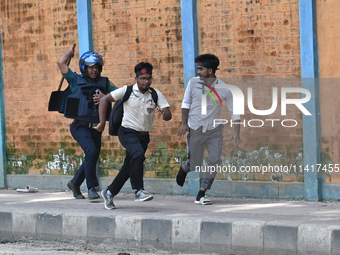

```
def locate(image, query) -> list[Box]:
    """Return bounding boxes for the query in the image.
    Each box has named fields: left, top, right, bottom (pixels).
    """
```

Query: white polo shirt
left=110, top=84, right=170, bottom=132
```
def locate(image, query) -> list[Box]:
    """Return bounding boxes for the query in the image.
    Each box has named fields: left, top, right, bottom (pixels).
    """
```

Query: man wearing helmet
left=57, top=47, right=117, bottom=200
left=78, top=51, right=104, bottom=81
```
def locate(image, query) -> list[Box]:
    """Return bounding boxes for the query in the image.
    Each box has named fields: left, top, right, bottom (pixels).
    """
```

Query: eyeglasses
left=138, top=77, right=153, bottom=83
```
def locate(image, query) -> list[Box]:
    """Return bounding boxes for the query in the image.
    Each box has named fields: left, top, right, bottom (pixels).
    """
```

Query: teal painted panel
left=322, top=184, right=340, bottom=201
left=6, top=175, right=307, bottom=199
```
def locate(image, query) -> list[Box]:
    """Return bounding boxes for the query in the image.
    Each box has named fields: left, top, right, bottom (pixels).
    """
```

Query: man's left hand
left=93, top=89, right=104, bottom=105
left=156, top=107, right=172, bottom=121
left=229, top=133, right=243, bottom=147
left=94, top=122, right=105, bottom=132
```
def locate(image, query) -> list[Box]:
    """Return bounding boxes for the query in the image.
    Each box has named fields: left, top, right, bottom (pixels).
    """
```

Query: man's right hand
left=57, top=47, right=75, bottom=73
left=177, top=124, right=189, bottom=138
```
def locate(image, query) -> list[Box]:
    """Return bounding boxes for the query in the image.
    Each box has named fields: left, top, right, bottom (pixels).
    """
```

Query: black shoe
left=88, top=187, right=100, bottom=200
left=67, top=181, right=85, bottom=199
left=176, top=165, right=188, bottom=187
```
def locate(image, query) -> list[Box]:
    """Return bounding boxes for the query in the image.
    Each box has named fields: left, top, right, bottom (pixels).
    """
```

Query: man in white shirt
left=177, top=54, right=242, bottom=205
left=95, top=62, right=172, bottom=209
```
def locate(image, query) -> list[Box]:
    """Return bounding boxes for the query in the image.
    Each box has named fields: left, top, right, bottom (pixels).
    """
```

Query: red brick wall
left=197, top=0, right=302, bottom=182
left=0, top=0, right=303, bottom=182
left=317, top=0, right=340, bottom=184
left=197, top=0, right=300, bottom=78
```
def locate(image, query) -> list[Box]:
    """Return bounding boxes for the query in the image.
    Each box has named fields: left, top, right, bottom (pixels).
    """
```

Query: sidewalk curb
left=1, top=211, right=340, bottom=254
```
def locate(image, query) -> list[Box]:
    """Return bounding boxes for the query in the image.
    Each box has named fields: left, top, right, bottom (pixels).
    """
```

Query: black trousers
left=70, top=122, right=102, bottom=190
left=108, top=127, right=150, bottom=196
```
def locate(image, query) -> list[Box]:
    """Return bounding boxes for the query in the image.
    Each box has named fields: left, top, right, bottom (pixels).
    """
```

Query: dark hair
left=134, top=62, right=153, bottom=76
left=194, top=54, right=220, bottom=72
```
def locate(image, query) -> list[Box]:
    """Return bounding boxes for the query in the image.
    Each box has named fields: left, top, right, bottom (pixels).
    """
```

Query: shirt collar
left=198, top=77, right=218, bottom=88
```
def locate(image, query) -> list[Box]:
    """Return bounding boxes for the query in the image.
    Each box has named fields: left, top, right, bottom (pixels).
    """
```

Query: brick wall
left=317, top=0, right=340, bottom=184
left=197, top=0, right=303, bottom=182
left=197, top=0, right=300, bottom=78
left=0, top=0, right=305, bottom=182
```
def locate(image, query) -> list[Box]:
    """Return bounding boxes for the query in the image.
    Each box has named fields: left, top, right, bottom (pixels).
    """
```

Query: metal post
left=0, top=31, right=8, bottom=188
left=77, top=0, right=94, bottom=56
left=76, top=0, right=98, bottom=188
left=181, top=0, right=199, bottom=88
left=299, top=0, right=322, bottom=201
left=181, top=0, right=200, bottom=195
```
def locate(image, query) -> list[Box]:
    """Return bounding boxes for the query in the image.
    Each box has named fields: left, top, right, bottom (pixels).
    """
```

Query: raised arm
left=57, top=48, right=75, bottom=73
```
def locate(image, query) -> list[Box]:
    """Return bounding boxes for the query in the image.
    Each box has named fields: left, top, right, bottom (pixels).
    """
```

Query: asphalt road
left=0, top=240, right=220, bottom=255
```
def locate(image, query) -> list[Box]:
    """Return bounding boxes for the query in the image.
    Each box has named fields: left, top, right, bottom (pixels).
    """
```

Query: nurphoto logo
left=199, top=82, right=311, bottom=128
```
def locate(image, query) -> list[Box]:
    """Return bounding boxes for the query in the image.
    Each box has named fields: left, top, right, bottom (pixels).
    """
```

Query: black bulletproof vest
left=64, top=75, right=108, bottom=122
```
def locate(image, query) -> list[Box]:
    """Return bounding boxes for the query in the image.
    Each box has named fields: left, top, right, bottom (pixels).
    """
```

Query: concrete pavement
left=1, top=188, right=340, bottom=254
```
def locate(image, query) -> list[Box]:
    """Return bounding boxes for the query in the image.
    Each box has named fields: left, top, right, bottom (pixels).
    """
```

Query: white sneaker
left=194, top=196, right=212, bottom=205
left=135, top=189, right=153, bottom=202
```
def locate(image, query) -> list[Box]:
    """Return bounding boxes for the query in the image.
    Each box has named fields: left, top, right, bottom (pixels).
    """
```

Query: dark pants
left=70, top=122, right=102, bottom=190
left=108, top=127, right=150, bottom=196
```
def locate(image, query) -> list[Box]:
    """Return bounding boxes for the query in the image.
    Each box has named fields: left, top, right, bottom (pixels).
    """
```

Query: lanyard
left=132, top=89, right=154, bottom=104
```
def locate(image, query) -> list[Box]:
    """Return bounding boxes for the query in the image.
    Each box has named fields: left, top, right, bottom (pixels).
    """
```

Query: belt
left=138, top=131, right=149, bottom=135
left=74, top=120, right=99, bottom=128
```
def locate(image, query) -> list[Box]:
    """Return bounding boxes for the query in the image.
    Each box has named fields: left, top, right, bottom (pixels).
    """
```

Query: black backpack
left=108, top=86, right=158, bottom=136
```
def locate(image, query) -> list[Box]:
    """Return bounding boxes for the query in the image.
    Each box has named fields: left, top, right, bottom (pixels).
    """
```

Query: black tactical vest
left=64, top=75, right=109, bottom=122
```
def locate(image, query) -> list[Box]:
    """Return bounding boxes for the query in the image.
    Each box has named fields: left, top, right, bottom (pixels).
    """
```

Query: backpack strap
left=122, top=85, right=133, bottom=103
left=149, top=87, right=158, bottom=106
